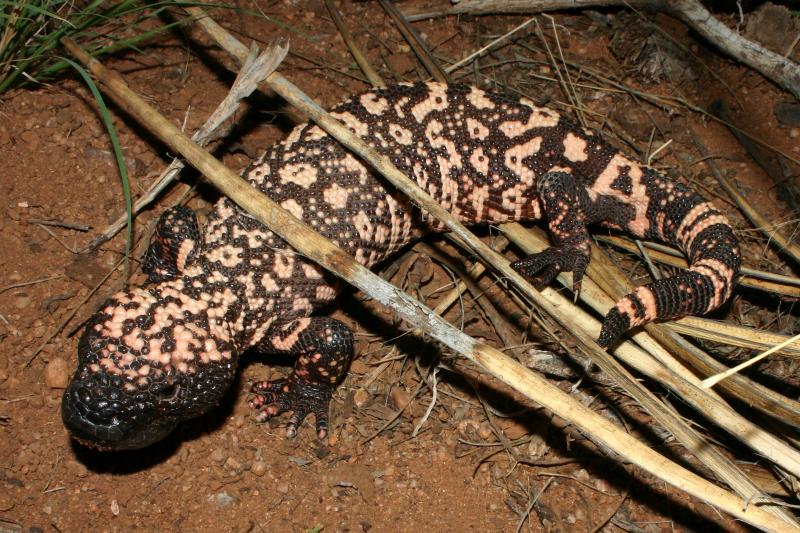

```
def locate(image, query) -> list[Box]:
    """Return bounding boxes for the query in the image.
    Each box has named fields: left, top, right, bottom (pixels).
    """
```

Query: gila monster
left=61, top=82, right=740, bottom=450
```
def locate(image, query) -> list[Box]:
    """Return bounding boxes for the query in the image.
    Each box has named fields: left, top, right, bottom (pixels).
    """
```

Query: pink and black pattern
left=62, top=82, right=740, bottom=450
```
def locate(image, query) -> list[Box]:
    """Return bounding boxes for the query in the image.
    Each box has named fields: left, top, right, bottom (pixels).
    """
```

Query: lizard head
left=61, top=281, right=239, bottom=450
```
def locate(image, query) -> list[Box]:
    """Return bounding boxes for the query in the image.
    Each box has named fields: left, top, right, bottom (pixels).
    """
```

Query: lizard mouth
left=61, top=379, right=179, bottom=451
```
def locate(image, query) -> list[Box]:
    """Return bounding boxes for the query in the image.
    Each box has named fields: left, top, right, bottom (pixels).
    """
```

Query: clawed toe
left=248, top=377, right=331, bottom=439
left=512, top=246, right=589, bottom=296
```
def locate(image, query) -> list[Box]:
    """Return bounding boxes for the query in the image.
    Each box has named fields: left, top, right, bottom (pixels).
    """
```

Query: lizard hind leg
left=249, top=317, right=354, bottom=439
left=598, top=223, right=740, bottom=348
left=143, top=205, right=202, bottom=283
left=511, top=171, right=592, bottom=296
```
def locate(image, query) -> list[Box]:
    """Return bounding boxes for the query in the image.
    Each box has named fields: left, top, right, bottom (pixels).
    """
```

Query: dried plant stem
left=85, top=41, right=288, bottom=251
left=702, top=332, right=800, bottom=389
left=670, top=318, right=800, bottom=358
left=501, top=222, right=800, bottom=485
left=598, top=235, right=800, bottom=296
left=323, top=0, right=384, bottom=88
left=62, top=27, right=794, bottom=532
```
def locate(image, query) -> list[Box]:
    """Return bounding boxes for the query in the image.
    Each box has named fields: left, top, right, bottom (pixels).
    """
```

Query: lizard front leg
left=511, top=171, right=592, bottom=296
left=249, top=317, right=353, bottom=438
left=142, top=205, right=202, bottom=282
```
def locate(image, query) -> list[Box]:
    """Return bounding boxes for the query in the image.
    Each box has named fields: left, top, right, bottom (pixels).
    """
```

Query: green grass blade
left=60, top=56, right=133, bottom=268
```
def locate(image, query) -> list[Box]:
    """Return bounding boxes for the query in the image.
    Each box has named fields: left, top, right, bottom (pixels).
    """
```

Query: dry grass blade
left=702, top=332, right=800, bottom=389
left=444, top=17, right=537, bottom=75
left=61, top=18, right=795, bottom=531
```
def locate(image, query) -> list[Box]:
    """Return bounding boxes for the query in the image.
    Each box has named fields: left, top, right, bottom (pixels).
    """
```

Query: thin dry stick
left=702, top=332, right=800, bottom=389
left=402, top=0, right=800, bottom=100
left=444, top=17, right=536, bottom=74
left=62, top=35, right=796, bottom=532
left=323, top=0, right=384, bottom=88
left=378, top=0, right=450, bottom=84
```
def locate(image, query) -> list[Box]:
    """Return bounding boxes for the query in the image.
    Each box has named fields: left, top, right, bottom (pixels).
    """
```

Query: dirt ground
left=2, top=1, right=800, bottom=532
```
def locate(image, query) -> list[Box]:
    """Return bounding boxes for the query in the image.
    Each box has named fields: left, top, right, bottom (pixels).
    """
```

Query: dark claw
left=512, top=246, right=589, bottom=296
left=248, top=377, right=331, bottom=439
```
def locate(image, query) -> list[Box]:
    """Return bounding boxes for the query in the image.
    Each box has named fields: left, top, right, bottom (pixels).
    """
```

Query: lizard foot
left=248, top=377, right=332, bottom=439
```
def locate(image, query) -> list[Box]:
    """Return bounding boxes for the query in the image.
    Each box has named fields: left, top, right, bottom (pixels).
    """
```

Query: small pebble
left=389, top=387, right=410, bottom=411
left=790, top=128, right=800, bottom=139
left=353, top=389, right=370, bottom=408
left=110, top=499, right=120, bottom=516
left=209, top=448, right=226, bottom=464
left=19, top=130, right=38, bottom=150
left=208, top=492, right=237, bottom=507
left=14, top=294, right=31, bottom=309
left=251, top=460, right=267, bottom=477
left=44, top=358, right=70, bottom=389
left=477, top=421, right=493, bottom=440
left=457, top=419, right=479, bottom=439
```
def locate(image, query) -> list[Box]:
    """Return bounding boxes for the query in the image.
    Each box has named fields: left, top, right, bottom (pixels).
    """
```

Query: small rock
left=385, top=53, right=415, bottom=74
left=13, top=293, right=31, bottom=309
left=44, top=358, right=70, bottom=389
left=389, top=387, right=410, bottom=411
left=64, top=253, right=107, bottom=288
left=251, top=460, right=267, bottom=477
left=209, top=448, right=226, bottom=465
left=19, top=130, right=39, bottom=151
left=457, top=419, right=480, bottom=440
left=276, top=482, right=290, bottom=494
left=353, top=388, right=370, bottom=408
left=790, top=128, right=800, bottom=139
left=110, top=499, right=120, bottom=516
left=57, top=108, right=83, bottom=131
left=208, top=491, right=237, bottom=507
left=477, top=421, right=493, bottom=440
